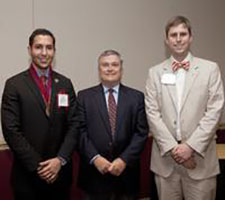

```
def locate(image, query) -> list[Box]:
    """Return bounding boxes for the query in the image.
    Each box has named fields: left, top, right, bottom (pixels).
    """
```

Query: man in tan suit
left=145, top=16, right=224, bottom=200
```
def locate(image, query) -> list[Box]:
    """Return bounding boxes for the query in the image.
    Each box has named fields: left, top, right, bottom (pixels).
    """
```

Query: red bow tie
left=172, top=61, right=190, bottom=72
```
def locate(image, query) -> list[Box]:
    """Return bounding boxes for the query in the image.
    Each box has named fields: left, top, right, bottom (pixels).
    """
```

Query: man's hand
left=93, top=156, right=111, bottom=174
left=172, top=143, right=194, bottom=164
left=182, top=156, right=197, bottom=170
left=108, top=158, right=126, bottom=176
left=37, top=157, right=61, bottom=184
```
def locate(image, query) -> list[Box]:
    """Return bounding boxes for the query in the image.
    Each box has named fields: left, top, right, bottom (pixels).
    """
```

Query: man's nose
left=107, top=65, right=113, bottom=70
left=176, top=34, right=181, bottom=42
left=41, top=47, right=47, bottom=55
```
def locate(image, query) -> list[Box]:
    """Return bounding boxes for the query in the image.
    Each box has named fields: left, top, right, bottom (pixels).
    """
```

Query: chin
left=39, top=66, right=49, bottom=70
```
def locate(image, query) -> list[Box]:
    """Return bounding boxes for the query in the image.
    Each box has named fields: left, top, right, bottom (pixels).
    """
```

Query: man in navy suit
left=1, top=29, right=78, bottom=200
left=77, top=50, right=149, bottom=200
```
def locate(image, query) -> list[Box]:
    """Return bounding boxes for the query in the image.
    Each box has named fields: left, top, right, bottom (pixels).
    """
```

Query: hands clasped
left=37, top=157, right=62, bottom=184
left=171, top=143, right=196, bottom=170
left=93, top=156, right=126, bottom=176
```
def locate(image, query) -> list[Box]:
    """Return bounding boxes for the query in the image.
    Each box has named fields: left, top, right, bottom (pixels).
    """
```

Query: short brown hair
left=165, top=16, right=192, bottom=37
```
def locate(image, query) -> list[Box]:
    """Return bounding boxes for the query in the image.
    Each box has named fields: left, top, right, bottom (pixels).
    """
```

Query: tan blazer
left=145, top=55, right=224, bottom=180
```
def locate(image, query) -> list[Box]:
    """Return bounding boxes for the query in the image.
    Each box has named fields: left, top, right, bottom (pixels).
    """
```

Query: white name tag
left=161, top=73, right=176, bottom=85
left=58, top=94, right=69, bottom=107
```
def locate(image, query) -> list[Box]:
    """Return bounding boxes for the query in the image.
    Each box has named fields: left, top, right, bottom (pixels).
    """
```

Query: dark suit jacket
left=1, top=69, right=78, bottom=192
left=77, top=84, right=148, bottom=194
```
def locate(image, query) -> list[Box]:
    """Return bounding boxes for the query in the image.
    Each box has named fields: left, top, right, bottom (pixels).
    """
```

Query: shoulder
left=52, top=70, right=75, bottom=88
left=4, top=70, right=28, bottom=85
left=193, top=57, right=219, bottom=71
left=5, top=70, right=27, bottom=81
left=147, top=59, right=170, bottom=81
left=77, top=85, right=101, bottom=97
left=52, top=70, right=71, bottom=82
left=149, top=59, right=169, bottom=73
left=120, top=84, right=144, bottom=99
left=146, top=59, right=170, bottom=84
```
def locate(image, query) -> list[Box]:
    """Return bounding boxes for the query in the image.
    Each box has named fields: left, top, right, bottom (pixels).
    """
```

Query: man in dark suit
left=1, top=29, right=78, bottom=200
left=77, top=50, right=149, bottom=200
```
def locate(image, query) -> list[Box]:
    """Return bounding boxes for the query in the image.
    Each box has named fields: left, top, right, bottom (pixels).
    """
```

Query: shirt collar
left=32, top=64, right=50, bottom=78
left=103, top=84, right=120, bottom=94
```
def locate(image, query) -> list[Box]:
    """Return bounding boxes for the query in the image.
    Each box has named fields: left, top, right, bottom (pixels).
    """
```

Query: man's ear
left=189, top=35, right=193, bottom=43
left=28, top=46, right=31, bottom=56
left=165, top=38, right=169, bottom=46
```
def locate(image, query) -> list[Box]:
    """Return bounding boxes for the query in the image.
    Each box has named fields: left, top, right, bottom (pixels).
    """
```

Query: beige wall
left=0, top=0, right=225, bottom=142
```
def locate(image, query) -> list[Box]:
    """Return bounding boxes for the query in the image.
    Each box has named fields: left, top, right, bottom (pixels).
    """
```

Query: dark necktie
left=172, top=61, right=190, bottom=72
left=40, top=75, right=50, bottom=116
left=108, top=89, right=117, bottom=136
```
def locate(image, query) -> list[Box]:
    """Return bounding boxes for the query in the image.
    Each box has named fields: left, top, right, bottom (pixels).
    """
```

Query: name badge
left=58, top=94, right=69, bottom=107
left=161, top=73, right=176, bottom=85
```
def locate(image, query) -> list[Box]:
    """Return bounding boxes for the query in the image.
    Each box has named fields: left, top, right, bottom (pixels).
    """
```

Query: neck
left=172, top=52, right=189, bottom=62
left=102, top=82, right=120, bottom=89
left=32, top=63, right=50, bottom=74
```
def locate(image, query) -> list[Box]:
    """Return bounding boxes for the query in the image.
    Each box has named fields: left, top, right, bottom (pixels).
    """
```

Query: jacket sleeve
left=186, top=63, right=224, bottom=157
left=76, top=91, right=99, bottom=163
left=57, top=79, right=79, bottom=161
left=119, top=92, right=149, bottom=166
left=1, top=79, right=42, bottom=172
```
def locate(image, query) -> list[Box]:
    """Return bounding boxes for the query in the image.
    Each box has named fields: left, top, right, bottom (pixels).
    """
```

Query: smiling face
left=98, top=54, right=123, bottom=88
left=166, top=23, right=193, bottom=61
left=28, top=34, right=55, bottom=70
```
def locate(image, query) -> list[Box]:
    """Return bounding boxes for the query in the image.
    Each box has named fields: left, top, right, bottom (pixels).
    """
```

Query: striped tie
left=172, top=61, right=190, bottom=72
left=108, top=89, right=117, bottom=137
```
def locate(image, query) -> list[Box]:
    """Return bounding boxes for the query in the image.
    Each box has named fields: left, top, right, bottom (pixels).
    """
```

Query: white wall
left=0, top=0, right=225, bottom=142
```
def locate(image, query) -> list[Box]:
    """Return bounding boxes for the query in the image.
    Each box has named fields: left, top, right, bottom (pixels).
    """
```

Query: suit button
left=174, top=120, right=176, bottom=125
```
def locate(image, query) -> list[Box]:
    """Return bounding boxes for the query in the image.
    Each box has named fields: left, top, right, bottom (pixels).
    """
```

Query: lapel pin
left=54, top=78, right=59, bottom=83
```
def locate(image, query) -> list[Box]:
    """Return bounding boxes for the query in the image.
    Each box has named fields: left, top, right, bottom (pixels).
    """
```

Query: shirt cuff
left=57, top=156, right=67, bottom=166
left=90, top=154, right=101, bottom=164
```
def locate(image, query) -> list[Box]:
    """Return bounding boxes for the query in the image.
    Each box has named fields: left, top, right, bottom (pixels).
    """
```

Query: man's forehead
left=100, top=55, right=120, bottom=62
left=33, top=35, right=53, bottom=43
left=169, top=23, right=189, bottom=32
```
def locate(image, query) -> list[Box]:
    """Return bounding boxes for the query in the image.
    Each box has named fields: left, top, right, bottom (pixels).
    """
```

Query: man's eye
left=35, top=45, right=42, bottom=49
left=112, top=63, right=119, bottom=67
left=46, top=45, right=54, bottom=50
left=170, top=33, right=177, bottom=37
left=180, top=32, right=187, bottom=37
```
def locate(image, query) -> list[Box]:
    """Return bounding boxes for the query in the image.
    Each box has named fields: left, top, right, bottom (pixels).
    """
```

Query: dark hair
left=165, top=16, right=192, bottom=37
left=29, top=28, right=55, bottom=48
left=98, top=49, right=123, bottom=65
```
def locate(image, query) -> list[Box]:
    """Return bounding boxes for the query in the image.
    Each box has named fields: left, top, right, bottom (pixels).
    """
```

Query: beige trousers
left=155, top=164, right=217, bottom=200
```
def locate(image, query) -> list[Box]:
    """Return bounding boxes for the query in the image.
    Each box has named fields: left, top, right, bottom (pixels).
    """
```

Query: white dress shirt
left=171, top=53, right=191, bottom=141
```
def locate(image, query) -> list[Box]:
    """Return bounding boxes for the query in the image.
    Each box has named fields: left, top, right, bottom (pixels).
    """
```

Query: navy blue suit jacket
left=77, top=84, right=148, bottom=194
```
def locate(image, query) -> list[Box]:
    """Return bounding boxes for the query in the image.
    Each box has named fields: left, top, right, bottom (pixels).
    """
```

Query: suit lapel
left=162, top=57, right=200, bottom=112
left=95, top=85, right=112, bottom=136
left=23, top=70, right=47, bottom=115
left=180, top=57, right=199, bottom=111
left=162, top=61, right=178, bottom=110
left=115, top=85, right=127, bottom=137
left=49, top=73, right=58, bottom=117
left=24, top=70, right=61, bottom=119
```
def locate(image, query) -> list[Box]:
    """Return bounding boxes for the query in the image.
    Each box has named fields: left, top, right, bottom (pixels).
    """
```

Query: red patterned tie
left=108, top=89, right=117, bottom=136
left=172, top=61, right=190, bottom=72
left=40, top=75, right=47, bottom=89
